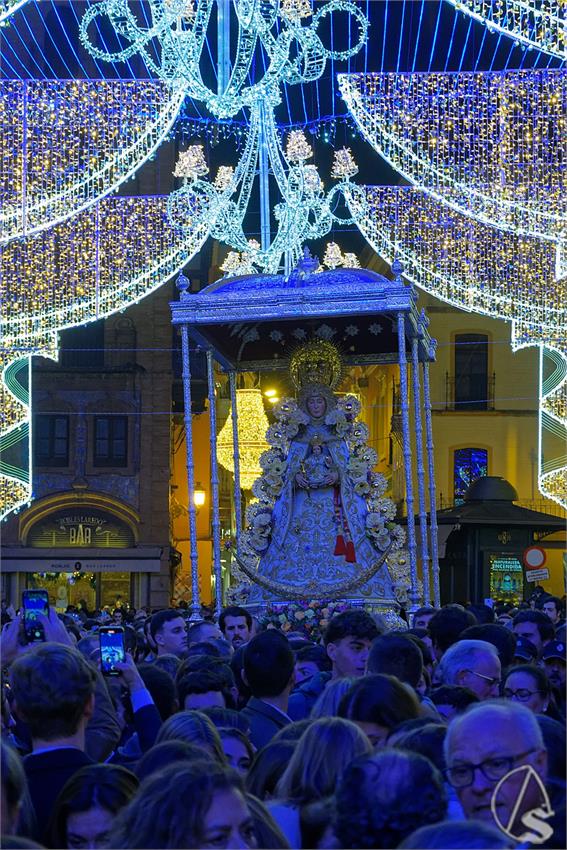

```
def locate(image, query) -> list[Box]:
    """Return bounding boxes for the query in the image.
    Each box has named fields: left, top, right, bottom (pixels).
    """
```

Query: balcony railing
left=445, top=372, right=495, bottom=411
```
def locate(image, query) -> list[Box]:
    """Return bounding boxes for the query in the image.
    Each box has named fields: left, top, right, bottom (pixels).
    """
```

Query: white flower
left=377, top=497, right=397, bottom=521
left=376, top=530, right=391, bottom=550
left=338, top=395, right=361, bottom=418
left=365, top=512, right=384, bottom=531
left=359, top=446, right=378, bottom=467
left=369, top=473, right=388, bottom=497
left=351, top=421, right=369, bottom=443
left=354, top=479, right=371, bottom=496
left=348, top=457, right=368, bottom=478
left=266, top=423, right=287, bottom=447
left=284, top=422, right=299, bottom=438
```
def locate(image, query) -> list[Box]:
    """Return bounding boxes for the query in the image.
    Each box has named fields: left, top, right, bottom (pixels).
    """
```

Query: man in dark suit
left=9, top=641, right=97, bottom=841
left=240, top=630, right=295, bottom=749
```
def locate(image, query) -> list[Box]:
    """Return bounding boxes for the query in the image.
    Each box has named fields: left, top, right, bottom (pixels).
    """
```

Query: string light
left=0, top=0, right=30, bottom=24
left=539, top=345, right=566, bottom=508
left=174, top=144, right=209, bottom=179
left=285, top=130, right=313, bottom=163
left=338, top=69, right=566, bottom=242
left=347, top=185, right=564, bottom=345
left=0, top=79, right=185, bottom=244
left=279, top=0, right=312, bottom=23
left=331, top=147, right=358, bottom=179
left=217, top=389, right=270, bottom=489
left=444, top=0, right=565, bottom=59
left=322, top=242, right=343, bottom=269
left=347, top=184, right=566, bottom=509
left=1, top=195, right=208, bottom=518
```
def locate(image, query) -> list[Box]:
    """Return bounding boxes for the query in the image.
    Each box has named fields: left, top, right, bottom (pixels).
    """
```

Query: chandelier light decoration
left=0, top=80, right=185, bottom=243
left=217, top=388, right=270, bottom=489
left=347, top=184, right=567, bottom=508
left=338, top=70, right=566, bottom=245
left=444, top=0, right=565, bottom=60
left=0, top=195, right=208, bottom=518
left=81, top=0, right=368, bottom=273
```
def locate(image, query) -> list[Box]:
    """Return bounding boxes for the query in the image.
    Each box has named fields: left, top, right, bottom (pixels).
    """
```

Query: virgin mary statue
left=237, top=340, right=404, bottom=605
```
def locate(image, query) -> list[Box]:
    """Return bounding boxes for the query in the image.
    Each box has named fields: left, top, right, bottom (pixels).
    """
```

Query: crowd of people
left=1, top=591, right=565, bottom=849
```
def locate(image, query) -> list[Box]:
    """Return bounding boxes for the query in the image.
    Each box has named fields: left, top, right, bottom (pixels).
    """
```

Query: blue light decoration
left=0, top=0, right=31, bottom=24
left=0, top=79, right=185, bottom=242
left=80, top=0, right=368, bottom=273
left=0, top=194, right=208, bottom=518
left=338, top=69, right=566, bottom=243
left=444, top=0, right=565, bottom=60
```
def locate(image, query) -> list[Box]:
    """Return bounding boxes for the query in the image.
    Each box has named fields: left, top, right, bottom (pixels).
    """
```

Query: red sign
left=523, top=547, right=546, bottom=570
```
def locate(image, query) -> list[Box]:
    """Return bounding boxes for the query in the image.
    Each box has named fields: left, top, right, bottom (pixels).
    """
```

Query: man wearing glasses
left=444, top=702, right=551, bottom=838
left=436, top=639, right=501, bottom=701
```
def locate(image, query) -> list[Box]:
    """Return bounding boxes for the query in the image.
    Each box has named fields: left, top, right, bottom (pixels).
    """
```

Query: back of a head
left=152, top=653, right=182, bottom=680
left=460, top=623, right=517, bottom=668
left=185, top=641, right=222, bottom=659
left=246, top=740, right=297, bottom=800
left=335, top=749, right=447, bottom=849
left=202, top=707, right=250, bottom=734
left=108, top=761, right=245, bottom=849
left=429, top=685, right=479, bottom=714
left=137, top=663, right=177, bottom=720
left=323, top=608, right=380, bottom=646
left=428, top=607, right=477, bottom=655
left=48, top=763, right=138, bottom=848
left=466, top=604, right=496, bottom=625
left=135, top=741, right=213, bottom=782
left=243, top=631, right=294, bottom=698
left=535, top=715, right=566, bottom=782
left=245, top=794, right=289, bottom=850
left=1, top=740, right=27, bottom=835
left=177, top=670, right=228, bottom=706
left=367, top=634, right=423, bottom=688
left=310, top=677, right=356, bottom=719
left=9, top=643, right=96, bottom=740
left=399, top=820, right=514, bottom=849
left=275, top=717, right=371, bottom=804
left=339, top=674, right=420, bottom=730
left=271, top=720, right=312, bottom=743
left=393, top=723, right=447, bottom=773
left=156, top=710, right=226, bottom=764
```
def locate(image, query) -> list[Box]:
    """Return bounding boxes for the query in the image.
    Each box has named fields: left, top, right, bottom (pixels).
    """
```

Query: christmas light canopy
left=338, top=70, right=566, bottom=243
left=444, top=0, right=565, bottom=60
left=0, top=80, right=185, bottom=243
left=217, top=388, right=270, bottom=489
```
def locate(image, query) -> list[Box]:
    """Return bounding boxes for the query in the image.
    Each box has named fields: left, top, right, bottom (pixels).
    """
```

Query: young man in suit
left=240, top=630, right=295, bottom=749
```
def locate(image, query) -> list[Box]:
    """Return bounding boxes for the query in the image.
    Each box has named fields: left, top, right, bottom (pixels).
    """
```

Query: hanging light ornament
left=0, top=194, right=208, bottom=518
left=217, top=389, right=270, bottom=489
left=322, top=242, right=344, bottom=269
left=338, top=70, right=566, bottom=243
left=444, top=0, right=565, bottom=60
left=331, top=147, right=359, bottom=179
left=81, top=0, right=369, bottom=274
left=347, top=184, right=567, bottom=509
left=0, top=79, right=185, bottom=243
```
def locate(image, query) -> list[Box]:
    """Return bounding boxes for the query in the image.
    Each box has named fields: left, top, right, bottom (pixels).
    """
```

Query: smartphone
left=22, top=589, right=49, bottom=643
left=99, top=626, right=125, bottom=676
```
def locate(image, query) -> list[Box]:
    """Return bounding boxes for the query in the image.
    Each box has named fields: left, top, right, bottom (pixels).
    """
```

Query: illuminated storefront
left=2, top=494, right=163, bottom=610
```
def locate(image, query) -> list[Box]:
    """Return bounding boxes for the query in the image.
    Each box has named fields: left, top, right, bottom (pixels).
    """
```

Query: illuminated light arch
left=0, top=80, right=185, bottom=244
left=347, top=185, right=567, bottom=509
left=18, top=490, right=141, bottom=545
left=1, top=194, right=209, bottom=519
left=338, top=70, right=566, bottom=243
left=444, top=0, right=565, bottom=60
left=0, top=0, right=31, bottom=24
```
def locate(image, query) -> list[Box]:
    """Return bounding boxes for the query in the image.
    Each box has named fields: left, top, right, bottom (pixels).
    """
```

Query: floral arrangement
left=259, top=599, right=352, bottom=641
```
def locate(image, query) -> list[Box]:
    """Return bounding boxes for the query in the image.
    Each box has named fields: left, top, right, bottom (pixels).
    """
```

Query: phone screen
left=99, top=627, right=125, bottom=676
left=23, top=590, right=49, bottom=642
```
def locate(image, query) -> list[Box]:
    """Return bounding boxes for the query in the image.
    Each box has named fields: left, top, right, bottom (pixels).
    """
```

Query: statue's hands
left=295, top=473, right=309, bottom=489
left=323, top=471, right=339, bottom=485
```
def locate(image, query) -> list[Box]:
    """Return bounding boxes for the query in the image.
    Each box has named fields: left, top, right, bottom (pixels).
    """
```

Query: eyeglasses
left=464, top=669, right=501, bottom=688
left=446, top=749, right=538, bottom=788
left=503, top=688, right=543, bottom=702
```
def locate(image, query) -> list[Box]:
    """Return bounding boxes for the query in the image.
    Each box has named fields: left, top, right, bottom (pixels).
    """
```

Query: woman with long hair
left=48, top=764, right=138, bottom=849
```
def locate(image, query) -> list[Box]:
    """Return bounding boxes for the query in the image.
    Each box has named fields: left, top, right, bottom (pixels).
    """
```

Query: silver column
left=180, top=323, right=201, bottom=618
left=397, top=311, right=420, bottom=608
left=207, top=350, right=223, bottom=616
left=411, top=334, right=431, bottom=605
left=422, top=338, right=441, bottom=606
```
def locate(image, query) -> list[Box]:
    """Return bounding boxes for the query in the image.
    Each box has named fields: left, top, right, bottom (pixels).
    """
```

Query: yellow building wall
left=170, top=412, right=214, bottom=604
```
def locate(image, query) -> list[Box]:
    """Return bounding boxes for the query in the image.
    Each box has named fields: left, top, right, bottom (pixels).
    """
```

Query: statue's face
left=306, top=395, right=326, bottom=419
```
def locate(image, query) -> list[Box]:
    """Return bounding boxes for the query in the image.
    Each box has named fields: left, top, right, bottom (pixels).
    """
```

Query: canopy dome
left=465, top=476, right=519, bottom=502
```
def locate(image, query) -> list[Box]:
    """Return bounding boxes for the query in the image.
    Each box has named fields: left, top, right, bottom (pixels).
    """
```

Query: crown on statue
left=289, top=339, right=343, bottom=391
